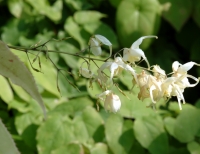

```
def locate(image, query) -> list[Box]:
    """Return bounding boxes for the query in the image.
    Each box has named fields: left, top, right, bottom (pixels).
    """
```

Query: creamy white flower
left=123, top=36, right=157, bottom=68
left=88, top=35, right=112, bottom=56
left=79, top=68, right=95, bottom=78
left=96, top=90, right=121, bottom=112
left=89, top=38, right=102, bottom=56
left=172, top=61, right=200, bottom=89
left=153, top=65, right=166, bottom=81
left=98, top=57, right=138, bottom=85
left=137, top=71, right=162, bottom=103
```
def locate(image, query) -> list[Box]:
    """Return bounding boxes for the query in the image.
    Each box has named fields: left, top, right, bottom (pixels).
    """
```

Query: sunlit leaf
left=174, top=107, right=200, bottom=143
left=74, top=11, right=106, bottom=24
left=0, top=76, right=13, bottom=103
left=105, top=114, right=134, bottom=154
left=51, top=143, right=82, bottom=154
left=64, top=16, right=91, bottom=49
left=134, top=115, right=168, bottom=154
left=8, top=0, right=23, bottom=18
left=37, top=106, right=104, bottom=154
left=0, top=41, right=46, bottom=118
left=26, top=0, right=62, bottom=22
left=90, top=143, right=108, bottom=154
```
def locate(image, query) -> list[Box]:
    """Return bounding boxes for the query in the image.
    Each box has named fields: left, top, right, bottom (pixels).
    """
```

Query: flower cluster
left=80, top=35, right=200, bottom=112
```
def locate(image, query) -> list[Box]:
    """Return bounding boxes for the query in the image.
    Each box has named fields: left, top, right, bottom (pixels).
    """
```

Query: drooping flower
left=137, top=71, right=162, bottom=103
left=88, top=35, right=112, bottom=57
left=96, top=90, right=121, bottom=113
left=123, top=36, right=158, bottom=68
left=79, top=67, right=94, bottom=78
left=98, top=57, right=138, bottom=85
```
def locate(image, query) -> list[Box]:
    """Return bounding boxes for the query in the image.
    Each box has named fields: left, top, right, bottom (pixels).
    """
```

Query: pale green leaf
left=116, top=0, right=161, bottom=49
left=10, top=82, right=31, bottom=102
left=164, top=117, right=176, bottom=137
left=0, top=41, right=46, bottom=118
left=74, top=11, right=106, bottom=24
left=105, top=114, right=134, bottom=154
left=90, top=143, right=108, bottom=154
left=64, top=16, right=90, bottom=49
left=30, top=56, right=60, bottom=97
left=26, top=0, right=62, bottom=22
left=174, top=107, right=200, bottom=143
left=134, top=115, right=168, bottom=154
left=8, top=0, right=23, bottom=18
left=51, top=143, right=82, bottom=154
left=37, top=114, right=75, bottom=154
left=0, top=76, right=13, bottom=103
left=0, top=119, right=20, bottom=154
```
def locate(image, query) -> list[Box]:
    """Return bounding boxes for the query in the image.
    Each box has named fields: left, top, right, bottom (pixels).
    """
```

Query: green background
left=1, top=0, right=200, bottom=153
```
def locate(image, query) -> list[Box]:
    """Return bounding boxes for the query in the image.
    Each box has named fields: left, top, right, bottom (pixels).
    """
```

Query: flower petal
left=177, top=61, right=197, bottom=73
left=95, top=35, right=112, bottom=46
left=131, top=35, right=157, bottom=49
left=89, top=38, right=102, bottom=56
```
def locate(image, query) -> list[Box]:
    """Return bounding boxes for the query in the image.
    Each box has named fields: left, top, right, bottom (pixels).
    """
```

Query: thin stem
left=8, top=45, right=106, bottom=62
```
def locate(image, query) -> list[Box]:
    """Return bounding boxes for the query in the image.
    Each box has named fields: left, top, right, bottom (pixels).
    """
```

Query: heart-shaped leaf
left=116, top=0, right=161, bottom=49
left=159, top=0, right=192, bottom=31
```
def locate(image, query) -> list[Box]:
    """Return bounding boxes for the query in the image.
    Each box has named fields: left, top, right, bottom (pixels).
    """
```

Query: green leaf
left=118, top=92, right=156, bottom=118
left=51, top=143, right=82, bottom=154
left=0, top=119, right=20, bottom=154
left=64, top=16, right=91, bottom=49
left=187, top=141, right=200, bottom=154
left=159, top=0, right=192, bottom=31
left=30, top=56, right=60, bottom=97
left=26, top=0, right=62, bottom=22
left=90, top=143, right=108, bottom=154
left=56, top=42, right=79, bottom=69
left=37, top=114, right=75, bottom=154
left=0, top=76, right=13, bottom=103
left=134, top=115, right=168, bottom=154
left=1, top=19, right=21, bottom=45
left=164, top=117, right=176, bottom=137
left=8, top=0, right=23, bottom=18
left=192, top=0, right=200, bottom=28
left=10, top=82, right=31, bottom=102
left=105, top=114, right=134, bottom=154
left=74, top=11, right=106, bottom=25
left=116, top=0, right=161, bottom=49
left=49, top=97, right=93, bottom=116
left=84, top=22, right=119, bottom=49
left=64, top=0, right=93, bottom=11
left=37, top=106, right=104, bottom=154
left=174, top=107, right=200, bottom=143
left=108, top=0, right=122, bottom=8
left=0, top=41, right=46, bottom=118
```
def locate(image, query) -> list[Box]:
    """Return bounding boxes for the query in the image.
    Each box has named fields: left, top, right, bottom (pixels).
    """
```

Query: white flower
left=88, top=35, right=112, bottom=56
left=137, top=71, right=162, bottom=103
left=172, top=61, right=200, bottom=89
left=96, top=90, right=121, bottom=113
left=98, top=57, right=138, bottom=85
left=79, top=68, right=94, bottom=78
left=123, top=36, right=157, bottom=68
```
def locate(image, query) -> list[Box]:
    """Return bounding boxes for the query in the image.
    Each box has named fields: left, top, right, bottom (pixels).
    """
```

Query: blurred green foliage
left=1, top=0, right=200, bottom=153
